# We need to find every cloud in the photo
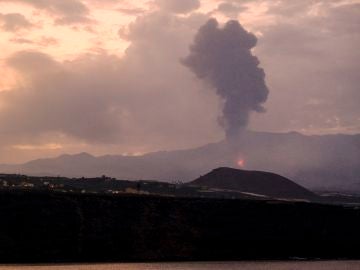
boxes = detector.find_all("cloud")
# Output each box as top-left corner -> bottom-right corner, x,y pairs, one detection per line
0,0 -> 92,25
250,1 -> 360,134
38,36 -> 59,46
0,13 -> 33,31
9,37 -> 34,44
215,2 -> 248,18
5,0 -> 89,16
2,51 -> 125,143
13,143 -> 63,150
1,0 -> 360,163
6,50 -> 60,75
10,36 -> 59,46
183,19 -> 269,139
154,0 -> 200,14
117,7 -> 146,16
0,11 -> 222,156
54,14 -> 95,25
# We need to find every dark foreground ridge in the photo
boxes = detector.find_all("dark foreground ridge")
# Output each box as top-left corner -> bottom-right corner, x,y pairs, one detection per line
0,189 -> 360,263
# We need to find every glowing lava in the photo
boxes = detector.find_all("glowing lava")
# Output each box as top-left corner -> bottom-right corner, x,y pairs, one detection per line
237,159 -> 245,168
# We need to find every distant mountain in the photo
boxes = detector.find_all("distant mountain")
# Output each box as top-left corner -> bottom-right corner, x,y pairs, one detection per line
191,167 -> 317,200
1,131 -> 360,191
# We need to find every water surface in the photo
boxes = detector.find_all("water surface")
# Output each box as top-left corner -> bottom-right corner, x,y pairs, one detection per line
0,261 -> 359,270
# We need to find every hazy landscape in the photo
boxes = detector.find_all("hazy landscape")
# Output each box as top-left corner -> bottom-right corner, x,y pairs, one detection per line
1,131 -> 359,192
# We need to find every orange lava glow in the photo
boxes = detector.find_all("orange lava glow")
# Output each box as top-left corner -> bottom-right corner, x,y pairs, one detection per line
237,159 -> 245,168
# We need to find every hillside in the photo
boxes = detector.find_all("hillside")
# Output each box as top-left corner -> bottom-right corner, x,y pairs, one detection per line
190,167 -> 316,200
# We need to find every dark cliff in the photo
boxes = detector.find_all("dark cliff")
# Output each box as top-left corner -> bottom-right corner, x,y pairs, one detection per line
0,190 -> 360,263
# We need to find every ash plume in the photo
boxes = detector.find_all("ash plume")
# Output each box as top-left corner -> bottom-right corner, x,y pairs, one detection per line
183,19 -> 269,139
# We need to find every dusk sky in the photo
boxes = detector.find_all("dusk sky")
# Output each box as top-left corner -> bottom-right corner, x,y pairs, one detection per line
0,0 -> 359,163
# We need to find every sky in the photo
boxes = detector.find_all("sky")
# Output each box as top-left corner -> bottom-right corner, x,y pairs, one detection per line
0,0 -> 359,163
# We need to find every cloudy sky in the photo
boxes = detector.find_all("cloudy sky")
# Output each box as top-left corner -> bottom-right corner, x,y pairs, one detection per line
0,0 -> 359,163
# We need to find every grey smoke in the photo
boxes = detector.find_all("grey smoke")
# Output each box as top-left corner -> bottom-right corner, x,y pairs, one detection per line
183,19 -> 269,139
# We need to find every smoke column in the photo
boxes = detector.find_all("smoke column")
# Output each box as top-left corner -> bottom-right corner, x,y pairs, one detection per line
183,19 -> 269,139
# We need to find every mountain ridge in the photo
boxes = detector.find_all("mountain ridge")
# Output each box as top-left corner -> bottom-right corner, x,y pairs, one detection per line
1,131 -> 360,191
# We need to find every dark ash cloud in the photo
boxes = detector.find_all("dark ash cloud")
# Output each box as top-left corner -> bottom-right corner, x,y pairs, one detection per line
183,19 -> 269,139
2,0 -> 359,163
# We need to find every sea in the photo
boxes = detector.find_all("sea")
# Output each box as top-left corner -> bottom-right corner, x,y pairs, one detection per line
0,261 -> 359,270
